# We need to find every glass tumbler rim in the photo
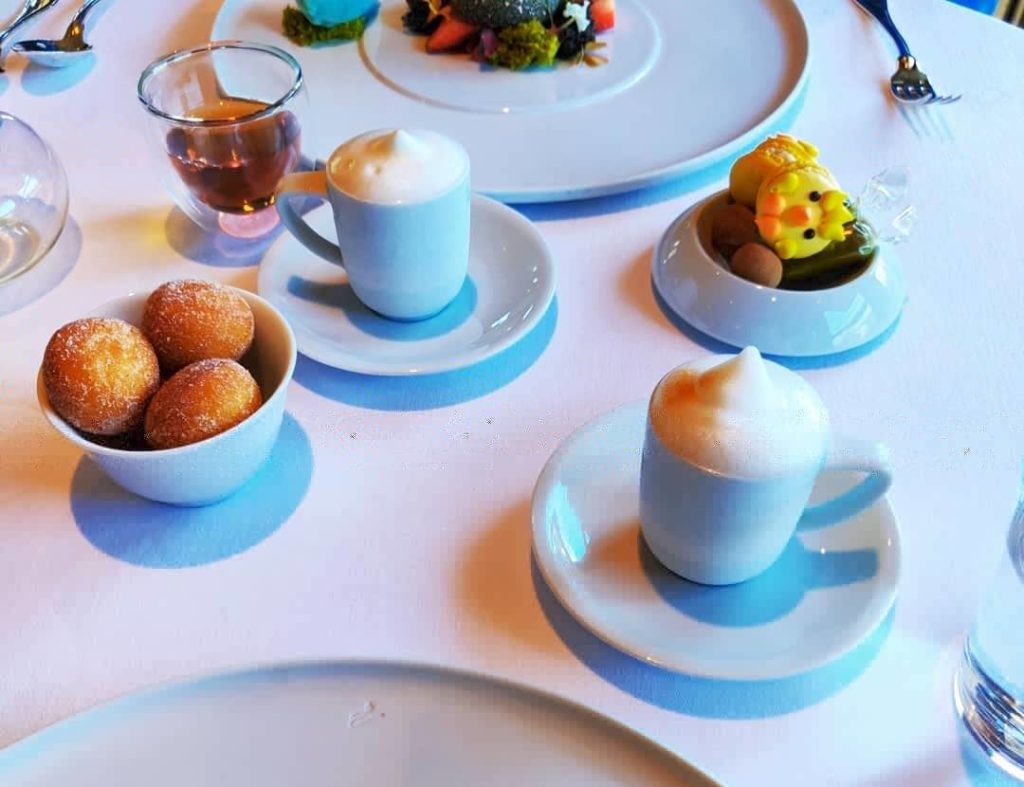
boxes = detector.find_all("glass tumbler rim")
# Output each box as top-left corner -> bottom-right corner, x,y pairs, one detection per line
136,40 -> 304,128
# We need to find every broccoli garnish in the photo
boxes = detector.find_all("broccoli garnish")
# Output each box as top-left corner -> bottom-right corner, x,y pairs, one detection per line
282,6 -> 367,46
488,20 -> 559,70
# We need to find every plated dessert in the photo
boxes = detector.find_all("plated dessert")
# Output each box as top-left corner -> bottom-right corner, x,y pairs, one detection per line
402,0 -> 614,69
709,134 -> 875,291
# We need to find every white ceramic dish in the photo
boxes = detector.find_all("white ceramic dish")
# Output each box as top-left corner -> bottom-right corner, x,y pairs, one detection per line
652,191 -> 908,358
257,194 -> 555,376
0,660 -> 720,786
37,288 -> 297,507
531,400 -> 901,680
212,0 -> 809,203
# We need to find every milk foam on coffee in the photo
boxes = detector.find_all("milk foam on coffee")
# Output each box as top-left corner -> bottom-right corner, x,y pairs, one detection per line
329,129 -> 467,204
649,347 -> 829,478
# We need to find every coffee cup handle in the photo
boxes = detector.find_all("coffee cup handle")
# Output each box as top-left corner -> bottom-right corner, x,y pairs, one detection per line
799,437 -> 893,530
275,171 -> 345,268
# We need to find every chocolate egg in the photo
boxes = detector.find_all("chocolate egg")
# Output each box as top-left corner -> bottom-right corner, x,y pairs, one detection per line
710,204 -> 760,260
730,243 -> 783,288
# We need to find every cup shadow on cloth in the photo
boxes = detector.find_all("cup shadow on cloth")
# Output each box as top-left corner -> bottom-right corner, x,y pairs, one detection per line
294,297 -> 558,411
651,279 -> 903,371
533,554 -> 893,720
639,533 -> 878,628
71,414 -> 312,568
0,216 -> 81,316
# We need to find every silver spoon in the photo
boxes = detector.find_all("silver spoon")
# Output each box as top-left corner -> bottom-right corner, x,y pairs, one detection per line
0,0 -> 63,71
12,0 -> 109,68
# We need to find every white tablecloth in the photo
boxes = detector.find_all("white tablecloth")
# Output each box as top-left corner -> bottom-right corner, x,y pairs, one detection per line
2,0 -> 1024,784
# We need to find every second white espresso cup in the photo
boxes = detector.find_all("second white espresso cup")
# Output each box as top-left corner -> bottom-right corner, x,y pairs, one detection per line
639,347 -> 893,586
275,128 -> 470,321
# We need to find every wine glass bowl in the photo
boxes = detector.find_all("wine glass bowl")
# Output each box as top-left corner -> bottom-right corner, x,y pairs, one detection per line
0,113 -> 69,285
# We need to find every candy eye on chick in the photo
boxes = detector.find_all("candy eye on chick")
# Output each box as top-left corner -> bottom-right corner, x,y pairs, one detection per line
753,164 -> 855,260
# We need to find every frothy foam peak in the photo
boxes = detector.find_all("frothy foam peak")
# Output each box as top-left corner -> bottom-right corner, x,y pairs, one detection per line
330,128 -> 467,204
649,347 -> 829,478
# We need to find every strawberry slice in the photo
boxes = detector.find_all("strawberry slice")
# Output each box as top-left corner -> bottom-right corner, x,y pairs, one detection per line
591,0 -> 614,32
426,16 -> 481,52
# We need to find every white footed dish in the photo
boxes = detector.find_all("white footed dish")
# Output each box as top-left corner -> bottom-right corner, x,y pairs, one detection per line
652,191 -> 908,358
257,194 -> 555,376
532,400 -> 901,680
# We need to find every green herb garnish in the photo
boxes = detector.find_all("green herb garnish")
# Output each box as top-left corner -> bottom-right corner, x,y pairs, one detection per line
488,20 -> 559,70
282,6 -> 367,46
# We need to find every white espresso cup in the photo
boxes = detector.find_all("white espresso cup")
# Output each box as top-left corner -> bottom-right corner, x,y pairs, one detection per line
275,128 -> 470,321
639,347 -> 893,585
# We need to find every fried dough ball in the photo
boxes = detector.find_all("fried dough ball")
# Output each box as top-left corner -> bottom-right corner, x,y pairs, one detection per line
144,358 -> 262,449
141,280 -> 255,373
42,318 -> 161,436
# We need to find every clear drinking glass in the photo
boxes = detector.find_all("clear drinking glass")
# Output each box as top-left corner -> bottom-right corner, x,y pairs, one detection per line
955,475 -> 1024,780
136,41 -> 310,239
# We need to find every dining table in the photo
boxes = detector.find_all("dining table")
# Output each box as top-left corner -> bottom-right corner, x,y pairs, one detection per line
2,0 -> 1024,784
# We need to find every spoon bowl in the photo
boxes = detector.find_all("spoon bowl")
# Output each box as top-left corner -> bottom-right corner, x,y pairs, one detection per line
12,0 -> 107,69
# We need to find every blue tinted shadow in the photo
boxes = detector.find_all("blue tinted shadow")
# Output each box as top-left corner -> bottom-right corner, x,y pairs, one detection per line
21,56 -> 96,96
512,86 -> 806,222
294,297 -> 557,411
164,206 -> 284,269
652,277 -> 903,370
533,559 -> 893,720
71,415 -> 312,568
286,275 -> 478,341
640,535 -> 878,628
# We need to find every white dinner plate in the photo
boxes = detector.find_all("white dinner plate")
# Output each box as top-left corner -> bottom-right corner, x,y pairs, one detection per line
532,400 -> 901,680
0,660 -> 720,786
212,0 -> 809,203
257,194 -> 555,375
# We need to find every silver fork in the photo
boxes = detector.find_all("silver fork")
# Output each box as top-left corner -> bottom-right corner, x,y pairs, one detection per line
853,0 -> 961,105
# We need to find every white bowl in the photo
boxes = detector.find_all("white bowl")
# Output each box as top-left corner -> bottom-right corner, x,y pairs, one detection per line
652,190 -> 907,358
38,288 -> 297,507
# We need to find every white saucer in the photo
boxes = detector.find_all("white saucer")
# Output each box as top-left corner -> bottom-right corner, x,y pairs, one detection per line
257,194 -> 555,376
531,401 -> 901,680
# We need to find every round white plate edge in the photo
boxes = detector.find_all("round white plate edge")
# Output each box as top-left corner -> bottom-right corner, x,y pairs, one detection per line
0,657 -> 723,786
530,399 -> 903,680
256,194 -> 557,376
211,0 -> 811,204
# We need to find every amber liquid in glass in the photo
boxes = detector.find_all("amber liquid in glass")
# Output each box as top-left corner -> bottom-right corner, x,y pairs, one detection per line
166,98 -> 302,214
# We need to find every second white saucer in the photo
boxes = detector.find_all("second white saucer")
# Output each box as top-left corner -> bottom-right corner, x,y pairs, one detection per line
257,194 -> 555,376
531,400 -> 901,680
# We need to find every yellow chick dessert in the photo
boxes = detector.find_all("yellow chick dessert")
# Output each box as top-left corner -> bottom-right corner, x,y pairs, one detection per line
754,163 -> 854,260
709,135 -> 872,290
729,134 -> 819,208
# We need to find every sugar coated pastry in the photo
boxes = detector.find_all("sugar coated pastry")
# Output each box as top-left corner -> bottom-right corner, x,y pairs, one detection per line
144,358 -> 262,450
42,318 -> 161,436
729,134 -> 820,208
754,163 -> 854,260
142,279 -> 254,373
